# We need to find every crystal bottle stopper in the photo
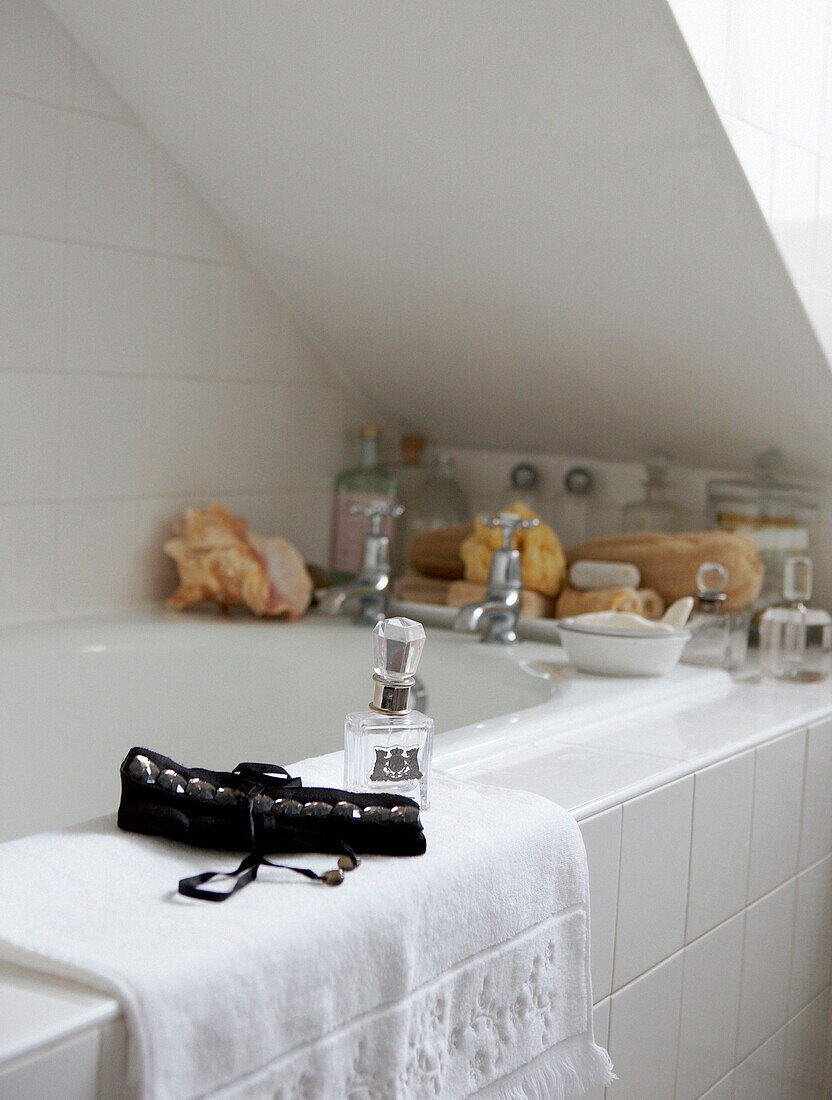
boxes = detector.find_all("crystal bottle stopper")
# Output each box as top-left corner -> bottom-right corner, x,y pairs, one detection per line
371,616 -> 426,713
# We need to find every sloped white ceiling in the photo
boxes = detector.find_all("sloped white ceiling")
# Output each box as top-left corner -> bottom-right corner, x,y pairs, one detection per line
44,0 -> 832,476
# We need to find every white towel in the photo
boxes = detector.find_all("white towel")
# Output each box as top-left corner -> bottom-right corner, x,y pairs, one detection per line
0,753 -> 613,1099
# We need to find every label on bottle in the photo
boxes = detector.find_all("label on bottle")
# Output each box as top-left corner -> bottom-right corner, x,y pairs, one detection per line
370,746 -> 423,783
330,492 -> 394,575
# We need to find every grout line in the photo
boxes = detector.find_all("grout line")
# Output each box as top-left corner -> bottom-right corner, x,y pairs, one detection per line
673,780 -> 697,1099
606,807 -> 625,1004
682,773 -> 697,946
0,225 -> 244,270
0,85 -> 136,127
609,850 -> 832,1005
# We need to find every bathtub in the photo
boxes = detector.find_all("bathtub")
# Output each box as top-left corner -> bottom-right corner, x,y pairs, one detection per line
1,605 -> 728,843
2,607 -> 832,1098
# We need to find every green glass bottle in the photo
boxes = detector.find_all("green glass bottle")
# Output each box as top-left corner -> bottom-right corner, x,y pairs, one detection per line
330,426 -> 397,580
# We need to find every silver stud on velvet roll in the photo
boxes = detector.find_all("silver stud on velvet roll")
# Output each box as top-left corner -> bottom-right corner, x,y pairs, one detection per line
389,804 -> 419,825
362,805 -> 391,823
157,769 -> 186,795
214,786 -> 240,806
185,777 -> 216,802
332,801 -> 361,819
128,754 -> 160,784
252,792 -> 275,814
302,801 -> 331,818
273,799 -> 302,817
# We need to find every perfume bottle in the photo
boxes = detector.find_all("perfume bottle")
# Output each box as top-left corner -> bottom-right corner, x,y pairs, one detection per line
344,617 -> 434,808
760,557 -> 832,683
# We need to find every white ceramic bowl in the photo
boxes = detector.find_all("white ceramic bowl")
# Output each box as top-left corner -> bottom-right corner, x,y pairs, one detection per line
557,617 -> 691,677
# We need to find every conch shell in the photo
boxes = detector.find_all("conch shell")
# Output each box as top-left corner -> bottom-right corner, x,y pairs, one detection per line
164,502 -> 313,619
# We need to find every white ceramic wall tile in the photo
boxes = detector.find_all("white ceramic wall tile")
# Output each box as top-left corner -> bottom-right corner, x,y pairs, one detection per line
799,717 -> 832,869
134,496 -> 190,605
771,138 -> 818,281
675,912 -> 744,1100
579,808 -> 621,1003
67,113 -> 154,249
0,96 -> 68,237
0,502 -> 56,620
731,1025 -> 786,1100
783,988 -> 831,1100
606,954 -> 684,1100
64,244 -> 150,375
0,372 -> 63,502
278,489 -> 335,565
58,374 -> 147,499
583,998 -> 609,1100
151,149 -> 227,262
0,0 -> 370,622
144,255 -> 221,378
220,267 -> 287,381
612,778 -> 693,990
686,752 -> 754,941
790,854 -> 832,1013
70,44 -> 131,120
55,498 -> 141,614
813,158 -> 832,289
697,1074 -> 733,1099
776,1 -> 825,151
0,0 -> 73,105
209,381 -> 285,495
721,115 -> 775,216
747,730 -> 806,901
725,0 -> 783,136
141,378 -> 221,496
666,0 -> 732,107
0,1027 -> 98,1100
736,879 -> 797,1059
0,234 -> 65,373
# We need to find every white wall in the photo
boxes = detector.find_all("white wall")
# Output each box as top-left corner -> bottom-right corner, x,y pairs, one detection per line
667,0 -> 832,606
668,0 -> 832,348
0,0 -> 371,623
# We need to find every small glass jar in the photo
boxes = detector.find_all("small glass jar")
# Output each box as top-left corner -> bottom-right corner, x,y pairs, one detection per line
707,448 -> 819,609
622,454 -> 680,533
760,557 -> 832,683
683,562 -> 751,670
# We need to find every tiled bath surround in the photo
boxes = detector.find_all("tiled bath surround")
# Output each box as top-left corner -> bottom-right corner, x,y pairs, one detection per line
0,0 -> 371,623
580,716 -> 832,1099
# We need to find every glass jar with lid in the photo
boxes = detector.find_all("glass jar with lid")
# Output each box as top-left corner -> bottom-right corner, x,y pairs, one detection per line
682,562 -> 751,669
759,557 -> 831,683
707,448 -> 819,608
621,453 -> 680,533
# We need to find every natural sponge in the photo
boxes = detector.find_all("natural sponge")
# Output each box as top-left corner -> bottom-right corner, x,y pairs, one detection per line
460,502 -> 567,597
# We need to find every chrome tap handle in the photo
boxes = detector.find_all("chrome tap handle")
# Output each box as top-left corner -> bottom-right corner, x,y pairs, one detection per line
349,500 -> 405,537
482,512 -> 539,551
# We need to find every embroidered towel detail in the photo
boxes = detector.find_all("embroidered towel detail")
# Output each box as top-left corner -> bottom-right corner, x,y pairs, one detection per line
0,752 -> 612,1099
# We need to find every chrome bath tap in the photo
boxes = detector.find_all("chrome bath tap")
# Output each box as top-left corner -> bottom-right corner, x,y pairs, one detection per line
315,500 -> 404,624
453,512 -> 538,644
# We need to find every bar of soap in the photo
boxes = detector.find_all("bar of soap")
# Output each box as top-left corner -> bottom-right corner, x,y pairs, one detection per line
569,560 -> 641,590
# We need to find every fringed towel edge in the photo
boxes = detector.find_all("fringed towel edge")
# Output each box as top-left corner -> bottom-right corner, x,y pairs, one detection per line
491,1034 -> 616,1100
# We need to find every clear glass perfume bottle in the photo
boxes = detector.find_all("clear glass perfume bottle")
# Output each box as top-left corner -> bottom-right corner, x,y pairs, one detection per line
344,617 -> 434,808
760,557 -> 832,683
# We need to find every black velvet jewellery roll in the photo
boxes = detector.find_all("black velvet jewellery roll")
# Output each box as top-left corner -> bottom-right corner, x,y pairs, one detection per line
117,747 -> 426,900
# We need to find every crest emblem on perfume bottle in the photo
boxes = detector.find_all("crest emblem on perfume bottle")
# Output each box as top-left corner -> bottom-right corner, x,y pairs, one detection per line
370,746 -> 423,782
